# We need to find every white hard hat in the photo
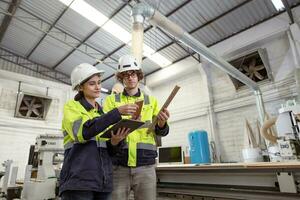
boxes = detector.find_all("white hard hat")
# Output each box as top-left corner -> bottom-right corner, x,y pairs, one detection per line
71,63 -> 104,90
118,55 -> 141,73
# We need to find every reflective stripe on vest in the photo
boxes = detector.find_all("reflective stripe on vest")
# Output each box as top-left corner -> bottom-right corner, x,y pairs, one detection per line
120,142 -> 156,151
115,94 -> 121,102
64,142 -> 73,150
63,137 -> 96,150
72,118 -> 82,142
144,94 -> 150,105
63,131 -> 68,137
115,93 -> 150,105
96,140 -> 107,148
137,143 -> 156,151
120,143 -> 129,149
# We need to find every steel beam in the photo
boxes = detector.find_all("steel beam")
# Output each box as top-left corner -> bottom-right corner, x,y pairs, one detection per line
0,0 -> 21,42
53,1 -> 129,69
150,0 -> 253,57
26,0 -> 74,58
0,47 -> 70,84
282,0 -> 295,24
15,4 -> 114,70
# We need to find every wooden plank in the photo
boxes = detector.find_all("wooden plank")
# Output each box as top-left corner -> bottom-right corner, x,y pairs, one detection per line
147,85 -> 180,133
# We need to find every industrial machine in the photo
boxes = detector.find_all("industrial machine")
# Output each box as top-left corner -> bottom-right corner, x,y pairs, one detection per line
276,101 -> 300,161
0,160 -> 13,196
0,160 -> 22,200
261,100 -> 300,161
21,134 -> 63,200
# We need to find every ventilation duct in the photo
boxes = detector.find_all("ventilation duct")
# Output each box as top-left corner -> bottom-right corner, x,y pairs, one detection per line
15,92 -> 52,120
229,49 -> 273,89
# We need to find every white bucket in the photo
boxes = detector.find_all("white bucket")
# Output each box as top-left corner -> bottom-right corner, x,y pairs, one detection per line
268,145 -> 282,162
242,148 -> 263,163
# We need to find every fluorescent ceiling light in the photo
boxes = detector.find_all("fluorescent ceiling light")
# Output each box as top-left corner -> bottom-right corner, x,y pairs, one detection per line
59,0 -> 72,5
60,0 -> 108,26
101,87 -> 109,93
102,21 -> 131,43
126,42 -> 171,67
59,0 -> 172,68
143,44 -> 171,67
271,0 -> 285,11
148,52 -> 172,67
143,44 -> 156,57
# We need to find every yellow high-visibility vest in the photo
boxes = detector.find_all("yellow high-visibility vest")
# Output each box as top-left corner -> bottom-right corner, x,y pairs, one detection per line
103,92 -> 159,166
62,100 -> 109,150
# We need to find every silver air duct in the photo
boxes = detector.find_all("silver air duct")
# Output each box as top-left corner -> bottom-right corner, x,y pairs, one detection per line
131,3 -> 266,123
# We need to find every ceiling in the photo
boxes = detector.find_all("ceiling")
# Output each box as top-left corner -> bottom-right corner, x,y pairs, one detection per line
0,0 -> 299,92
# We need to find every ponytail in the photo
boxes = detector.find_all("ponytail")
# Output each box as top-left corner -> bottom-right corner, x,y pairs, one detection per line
74,91 -> 84,101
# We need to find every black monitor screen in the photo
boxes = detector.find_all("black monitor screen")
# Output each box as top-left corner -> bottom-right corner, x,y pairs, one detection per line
158,146 -> 182,163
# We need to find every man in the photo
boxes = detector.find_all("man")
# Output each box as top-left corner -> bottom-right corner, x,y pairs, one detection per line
103,55 -> 170,200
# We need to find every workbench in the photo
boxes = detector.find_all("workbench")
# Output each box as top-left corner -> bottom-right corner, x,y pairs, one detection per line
156,162 -> 300,200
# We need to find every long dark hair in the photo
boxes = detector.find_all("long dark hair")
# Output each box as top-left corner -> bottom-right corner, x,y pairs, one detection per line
74,91 -> 84,101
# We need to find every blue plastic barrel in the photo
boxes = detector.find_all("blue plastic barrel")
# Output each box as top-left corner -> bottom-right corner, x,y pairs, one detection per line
188,130 -> 211,164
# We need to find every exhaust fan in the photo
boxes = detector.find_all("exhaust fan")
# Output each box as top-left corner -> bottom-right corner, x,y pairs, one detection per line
229,49 -> 272,89
15,92 -> 52,120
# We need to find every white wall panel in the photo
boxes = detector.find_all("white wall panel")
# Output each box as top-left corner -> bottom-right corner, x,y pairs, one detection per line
151,68 -> 210,157
0,69 -> 73,179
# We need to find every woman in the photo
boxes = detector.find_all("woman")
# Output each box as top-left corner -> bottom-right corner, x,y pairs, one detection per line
59,63 -> 138,200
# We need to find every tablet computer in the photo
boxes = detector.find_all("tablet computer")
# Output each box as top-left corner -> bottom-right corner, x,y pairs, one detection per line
100,119 -> 145,138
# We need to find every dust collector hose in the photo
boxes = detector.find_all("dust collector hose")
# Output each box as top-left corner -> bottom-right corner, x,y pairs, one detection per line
260,117 -> 277,144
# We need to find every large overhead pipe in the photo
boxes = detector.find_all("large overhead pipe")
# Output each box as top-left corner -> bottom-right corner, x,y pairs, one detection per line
131,3 -> 266,123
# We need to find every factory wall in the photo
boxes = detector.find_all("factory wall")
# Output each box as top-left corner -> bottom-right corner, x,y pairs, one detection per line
148,63 -> 209,155
0,57 -> 63,83
0,63 -> 74,179
211,34 -> 296,161
148,10 -> 298,162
